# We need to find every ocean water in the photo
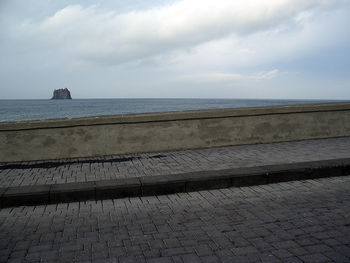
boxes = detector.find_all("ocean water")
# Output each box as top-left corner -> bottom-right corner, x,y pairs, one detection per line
0,98 -> 346,123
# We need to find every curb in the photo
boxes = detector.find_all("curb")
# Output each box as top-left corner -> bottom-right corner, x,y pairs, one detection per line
1,158 -> 350,208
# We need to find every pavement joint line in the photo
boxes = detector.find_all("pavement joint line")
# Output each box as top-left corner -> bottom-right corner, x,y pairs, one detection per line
1,158 -> 350,208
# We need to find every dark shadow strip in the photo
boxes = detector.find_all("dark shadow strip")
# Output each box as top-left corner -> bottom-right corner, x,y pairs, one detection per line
0,154 -> 166,170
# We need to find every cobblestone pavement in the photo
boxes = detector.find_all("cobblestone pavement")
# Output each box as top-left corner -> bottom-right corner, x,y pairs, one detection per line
0,176 -> 349,262
1,137 -> 350,188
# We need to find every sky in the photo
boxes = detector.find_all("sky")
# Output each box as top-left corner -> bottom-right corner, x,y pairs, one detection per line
0,0 -> 350,99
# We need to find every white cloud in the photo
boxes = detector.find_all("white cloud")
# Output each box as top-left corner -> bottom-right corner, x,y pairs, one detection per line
256,69 -> 279,80
177,72 -> 243,83
176,69 -> 279,84
165,5 -> 350,72
23,0 -> 338,66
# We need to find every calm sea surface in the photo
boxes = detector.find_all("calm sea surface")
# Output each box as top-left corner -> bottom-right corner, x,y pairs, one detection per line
0,98 -> 346,123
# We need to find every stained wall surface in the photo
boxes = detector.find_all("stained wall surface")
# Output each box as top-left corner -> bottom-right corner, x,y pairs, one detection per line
1,103 -> 350,162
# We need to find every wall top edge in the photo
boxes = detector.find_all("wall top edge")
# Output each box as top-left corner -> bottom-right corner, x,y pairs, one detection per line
1,102 -> 350,131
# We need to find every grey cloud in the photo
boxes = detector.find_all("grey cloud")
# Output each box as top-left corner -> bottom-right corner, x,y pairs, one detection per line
22,0 -> 338,66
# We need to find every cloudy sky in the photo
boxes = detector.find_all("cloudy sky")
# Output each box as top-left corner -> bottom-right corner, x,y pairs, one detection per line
1,0 -> 349,99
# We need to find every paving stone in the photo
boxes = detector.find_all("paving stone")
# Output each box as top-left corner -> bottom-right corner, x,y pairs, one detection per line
2,137 -> 350,188
271,249 -> 294,259
200,255 -> 220,263
1,175 -> 350,262
305,244 -> 332,254
161,248 -> 187,257
231,246 -> 260,256
299,253 -> 331,263
259,253 -> 282,262
147,257 -> 173,263
283,257 -> 303,263
180,253 -> 201,263
324,251 -> 350,263
287,247 -> 309,256
334,245 -> 350,257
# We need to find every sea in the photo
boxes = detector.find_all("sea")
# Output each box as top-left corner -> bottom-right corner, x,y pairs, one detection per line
0,98 -> 347,123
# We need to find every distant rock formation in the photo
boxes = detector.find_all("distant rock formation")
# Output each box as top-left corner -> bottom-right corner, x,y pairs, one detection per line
51,88 -> 72,100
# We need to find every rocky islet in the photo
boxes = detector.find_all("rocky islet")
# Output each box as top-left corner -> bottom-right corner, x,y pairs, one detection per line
51,88 -> 72,99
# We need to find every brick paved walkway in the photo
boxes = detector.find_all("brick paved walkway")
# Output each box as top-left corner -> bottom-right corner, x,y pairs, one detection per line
0,176 -> 349,262
1,137 -> 350,188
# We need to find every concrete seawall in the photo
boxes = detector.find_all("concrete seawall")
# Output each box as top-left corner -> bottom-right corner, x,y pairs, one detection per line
1,102 -> 350,163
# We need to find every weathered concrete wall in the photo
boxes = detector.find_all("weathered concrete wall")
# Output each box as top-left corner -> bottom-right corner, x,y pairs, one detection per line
1,103 -> 350,163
